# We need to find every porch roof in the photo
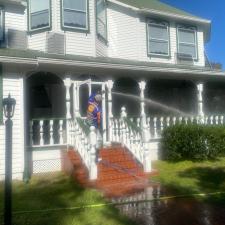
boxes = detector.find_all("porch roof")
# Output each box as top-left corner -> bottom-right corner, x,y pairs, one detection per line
0,48 -> 224,80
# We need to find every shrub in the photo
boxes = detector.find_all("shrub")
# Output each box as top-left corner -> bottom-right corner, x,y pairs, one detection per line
161,124 -> 225,161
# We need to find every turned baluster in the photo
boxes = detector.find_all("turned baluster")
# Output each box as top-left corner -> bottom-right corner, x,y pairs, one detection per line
160,117 -> 164,133
50,120 -> 54,145
210,116 -> 214,125
153,117 -> 157,138
40,120 -> 44,146
205,116 -> 208,125
166,117 -> 170,127
173,117 -> 176,125
220,116 -> 224,125
59,120 -> 64,144
215,116 -> 219,125
179,117 -> 182,124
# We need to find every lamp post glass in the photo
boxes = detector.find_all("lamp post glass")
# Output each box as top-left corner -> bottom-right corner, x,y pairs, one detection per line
3,94 -> 16,118
3,94 -> 16,225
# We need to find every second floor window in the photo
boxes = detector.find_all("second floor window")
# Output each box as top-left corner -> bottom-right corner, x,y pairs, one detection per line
177,25 -> 197,59
147,20 -> 169,56
62,0 -> 88,30
96,0 -> 107,41
29,0 -> 51,32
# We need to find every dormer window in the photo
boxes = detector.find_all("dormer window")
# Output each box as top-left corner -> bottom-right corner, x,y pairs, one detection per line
96,0 -> 107,42
62,0 -> 88,31
28,0 -> 51,32
147,20 -> 169,56
0,7 -> 4,44
177,25 -> 197,59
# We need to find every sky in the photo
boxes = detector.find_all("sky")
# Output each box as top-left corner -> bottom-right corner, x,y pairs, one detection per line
161,0 -> 225,69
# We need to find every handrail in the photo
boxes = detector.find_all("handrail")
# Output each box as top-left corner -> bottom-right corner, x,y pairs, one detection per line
68,118 -> 97,180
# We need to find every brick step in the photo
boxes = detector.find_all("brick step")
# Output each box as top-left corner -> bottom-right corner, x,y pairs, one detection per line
65,146 -> 152,197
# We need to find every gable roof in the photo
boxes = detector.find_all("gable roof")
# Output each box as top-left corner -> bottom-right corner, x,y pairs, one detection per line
117,0 -> 204,20
114,0 -> 211,42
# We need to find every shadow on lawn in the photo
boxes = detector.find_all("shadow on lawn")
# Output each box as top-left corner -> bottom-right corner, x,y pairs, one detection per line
0,173 -> 136,225
162,166 -> 225,205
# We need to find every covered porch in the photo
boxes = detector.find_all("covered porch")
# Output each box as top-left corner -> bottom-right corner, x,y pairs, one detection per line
24,55 -> 225,181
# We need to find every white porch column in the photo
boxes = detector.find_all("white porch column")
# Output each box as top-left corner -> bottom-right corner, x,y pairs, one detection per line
106,80 -> 114,143
139,81 -> 146,118
197,83 -> 204,117
73,81 -> 80,117
64,77 -> 71,145
102,83 -> 107,144
64,77 -> 72,119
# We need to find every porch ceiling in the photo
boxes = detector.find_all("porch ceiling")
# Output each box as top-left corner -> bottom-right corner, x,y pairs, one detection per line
0,48 -> 225,82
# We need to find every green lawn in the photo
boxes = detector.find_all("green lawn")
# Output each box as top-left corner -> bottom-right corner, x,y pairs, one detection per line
0,172 -> 136,225
152,157 -> 225,204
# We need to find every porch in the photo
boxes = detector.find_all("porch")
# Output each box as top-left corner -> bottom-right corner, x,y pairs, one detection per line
25,69 -> 225,181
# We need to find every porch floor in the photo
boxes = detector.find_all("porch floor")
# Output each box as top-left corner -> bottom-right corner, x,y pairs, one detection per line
65,145 -> 158,197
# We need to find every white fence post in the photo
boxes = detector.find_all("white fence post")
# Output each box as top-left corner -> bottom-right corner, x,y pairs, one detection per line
89,126 -> 97,180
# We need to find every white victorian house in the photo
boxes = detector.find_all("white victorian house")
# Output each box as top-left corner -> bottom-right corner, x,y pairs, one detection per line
0,0 -> 224,181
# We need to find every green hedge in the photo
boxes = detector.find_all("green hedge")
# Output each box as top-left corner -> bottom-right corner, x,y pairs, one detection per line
161,124 -> 225,161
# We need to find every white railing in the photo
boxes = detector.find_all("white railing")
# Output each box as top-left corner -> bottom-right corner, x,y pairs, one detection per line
110,108 -> 225,173
30,119 -> 67,147
68,118 -> 97,180
144,115 -> 225,139
111,117 -> 144,164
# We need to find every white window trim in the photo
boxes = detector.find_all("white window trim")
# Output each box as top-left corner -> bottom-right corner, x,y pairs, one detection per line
0,7 -> 4,42
28,0 -> 51,32
147,20 -> 170,57
62,0 -> 89,31
177,25 -> 198,60
96,0 -> 107,41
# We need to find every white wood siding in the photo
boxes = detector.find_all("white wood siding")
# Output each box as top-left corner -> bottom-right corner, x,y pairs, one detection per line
4,5 -> 26,31
96,38 -> 108,57
107,2 -> 206,66
0,71 -> 24,180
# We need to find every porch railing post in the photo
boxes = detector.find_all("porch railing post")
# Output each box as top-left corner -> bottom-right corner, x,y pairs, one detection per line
107,80 -> 114,143
197,83 -> 204,123
139,81 -> 146,118
89,126 -> 97,180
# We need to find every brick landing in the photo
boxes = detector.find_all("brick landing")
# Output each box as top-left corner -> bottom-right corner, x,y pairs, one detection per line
65,145 -> 158,197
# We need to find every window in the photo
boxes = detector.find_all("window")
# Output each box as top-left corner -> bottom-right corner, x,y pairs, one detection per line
96,0 -> 107,41
0,7 -> 5,43
62,0 -> 88,30
147,20 -> 169,56
29,0 -> 51,32
177,25 -> 197,59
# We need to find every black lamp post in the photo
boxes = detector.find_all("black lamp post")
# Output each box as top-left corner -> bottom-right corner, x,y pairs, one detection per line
3,94 -> 16,225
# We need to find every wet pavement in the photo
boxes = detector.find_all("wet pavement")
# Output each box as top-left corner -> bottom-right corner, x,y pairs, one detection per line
111,186 -> 225,225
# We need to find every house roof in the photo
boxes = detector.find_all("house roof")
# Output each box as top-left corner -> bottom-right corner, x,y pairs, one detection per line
117,0 -> 204,21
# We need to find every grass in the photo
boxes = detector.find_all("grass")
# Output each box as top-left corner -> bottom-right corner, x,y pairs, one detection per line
0,172 -> 136,225
152,157 -> 225,204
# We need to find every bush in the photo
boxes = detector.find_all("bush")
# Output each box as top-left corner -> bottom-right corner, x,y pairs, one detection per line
161,124 -> 225,161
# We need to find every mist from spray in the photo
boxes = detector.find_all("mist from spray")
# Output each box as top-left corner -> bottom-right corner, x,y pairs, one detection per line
112,91 -> 191,117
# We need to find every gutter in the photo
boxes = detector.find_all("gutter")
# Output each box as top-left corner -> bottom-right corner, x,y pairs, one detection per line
138,8 -> 211,25
0,54 -> 224,78
0,56 -> 37,65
